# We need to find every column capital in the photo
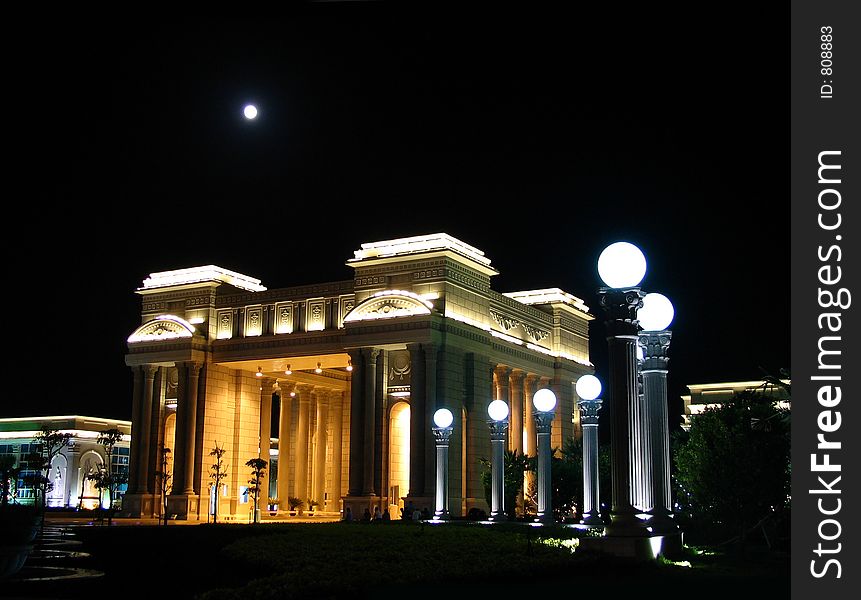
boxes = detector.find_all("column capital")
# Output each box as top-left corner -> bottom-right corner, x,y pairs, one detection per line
639,330 -> 672,371
524,373 -> 540,387
432,426 -> 453,445
534,411 -> 554,433
577,399 -> 603,425
598,287 -> 645,335
183,361 -> 203,376
296,383 -> 314,400
361,347 -> 381,361
488,420 -> 509,442
421,343 -> 438,360
493,365 -> 512,378
144,364 -> 159,378
509,370 -> 526,386
312,387 -> 329,405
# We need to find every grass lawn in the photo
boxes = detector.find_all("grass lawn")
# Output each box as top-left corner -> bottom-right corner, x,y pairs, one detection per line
66,521 -> 788,599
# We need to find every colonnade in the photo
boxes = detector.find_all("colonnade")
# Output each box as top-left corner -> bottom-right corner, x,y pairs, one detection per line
273,383 -> 346,512
129,363 -> 194,498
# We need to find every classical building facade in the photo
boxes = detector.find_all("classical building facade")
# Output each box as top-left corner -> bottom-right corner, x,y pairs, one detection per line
122,234 -> 594,521
0,416 -> 131,509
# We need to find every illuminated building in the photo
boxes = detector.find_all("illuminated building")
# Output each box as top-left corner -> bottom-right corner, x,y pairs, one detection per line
681,379 -> 791,431
0,416 -> 131,509
122,234 -> 594,520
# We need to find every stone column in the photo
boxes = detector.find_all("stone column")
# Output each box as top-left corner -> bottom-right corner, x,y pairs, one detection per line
524,375 -> 539,457
509,371 -> 524,456
277,383 -> 294,510
182,362 -> 202,495
423,344 -> 438,499
147,368 -> 164,497
294,384 -> 312,504
534,410 -> 555,523
640,331 -> 678,533
347,349 -> 364,496
407,344 -> 426,499
433,425 -> 453,520
135,365 -> 157,493
578,398 -> 603,526
257,378 -> 274,514
630,351 -> 653,513
313,390 -> 329,509
171,362 -> 188,494
128,366 -> 143,493
523,374 -> 539,510
598,287 -> 648,536
488,419 -> 508,521
361,348 -> 379,497
329,390 -> 344,511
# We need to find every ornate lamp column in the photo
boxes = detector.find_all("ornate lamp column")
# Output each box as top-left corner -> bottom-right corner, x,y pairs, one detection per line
487,399 -> 510,521
597,242 -> 649,536
576,374 -> 603,527
638,293 -> 678,534
432,408 -> 454,521
533,388 -> 557,524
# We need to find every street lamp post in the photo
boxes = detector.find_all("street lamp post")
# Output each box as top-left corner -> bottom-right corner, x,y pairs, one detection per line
576,374 -> 603,527
637,293 -> 679,534
487,399 -> 509,522
533,388 -> 557,524
432,408 -> 454,521
597,242 -> 649,536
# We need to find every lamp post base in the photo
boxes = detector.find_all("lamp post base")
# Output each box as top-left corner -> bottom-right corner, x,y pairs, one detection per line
646,513 -> 679,535
581,513 -> 604,527
533,512 -> 555,525
604,510 -> 649,537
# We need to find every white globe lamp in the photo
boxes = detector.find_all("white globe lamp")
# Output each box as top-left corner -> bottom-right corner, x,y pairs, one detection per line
243,104 -> 258,120
638,293 -> 675,331
597,242 -> 647,288
487,400 -> 509,422
575,374 -> 602,401
433,408 -> 454,428
532,388 -> 557,413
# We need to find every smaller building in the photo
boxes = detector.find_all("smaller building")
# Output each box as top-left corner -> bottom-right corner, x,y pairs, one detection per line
681,380 -> 791,430
0,416 -> 131,509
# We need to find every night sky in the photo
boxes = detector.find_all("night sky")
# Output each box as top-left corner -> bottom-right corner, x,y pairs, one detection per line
9,5 -> 789,425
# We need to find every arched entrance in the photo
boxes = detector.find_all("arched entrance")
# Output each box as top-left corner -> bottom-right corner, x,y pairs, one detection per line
388,401 -> 410,518
77,451 -> 104,510
47,454 -> 67,507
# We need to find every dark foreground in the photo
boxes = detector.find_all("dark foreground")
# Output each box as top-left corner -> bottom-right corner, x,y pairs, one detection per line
2,518 -> 789,599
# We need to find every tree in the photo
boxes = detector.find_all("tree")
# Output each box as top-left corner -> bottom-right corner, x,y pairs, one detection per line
525,438 -> 612,522
245,458 -> 267,524
0,454 -> 17,508
90,428 -> 127,525
674,389 -> 790,546
154,446 -> 173,526
31,426 -> 74,526
479,449 -> 532,520
209,443 -> 228,523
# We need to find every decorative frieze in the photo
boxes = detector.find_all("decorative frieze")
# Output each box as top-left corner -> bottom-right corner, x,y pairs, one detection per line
216,310 -> 232,339
244,305 -> 263,337
489,309 -> 550,342
274,302 -> 293,334
307,299 -> 325,331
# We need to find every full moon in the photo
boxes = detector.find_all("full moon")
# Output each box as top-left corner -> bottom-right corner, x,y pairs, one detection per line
243,104 -> 258,120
